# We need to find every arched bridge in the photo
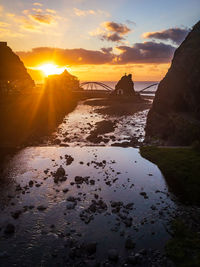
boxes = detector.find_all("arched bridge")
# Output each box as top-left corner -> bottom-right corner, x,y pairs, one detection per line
79,81 -> 158,94
80,82 -> 114,91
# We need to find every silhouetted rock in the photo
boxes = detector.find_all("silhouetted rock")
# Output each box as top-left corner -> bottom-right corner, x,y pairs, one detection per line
114,73 -> 135,95
146,21 -> 200,145
0,42 -> 34,91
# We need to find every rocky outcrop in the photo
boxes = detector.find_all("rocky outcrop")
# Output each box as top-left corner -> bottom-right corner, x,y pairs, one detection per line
114,74 -> 135,95
146,21 -> 200,145
0,42 -> 34,89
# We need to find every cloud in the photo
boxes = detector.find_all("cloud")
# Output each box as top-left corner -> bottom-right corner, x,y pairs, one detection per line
33,3 -> 43,7
143,27 -> 190,45
126,20 -> 136,26
115,42 -> 176,64
91,21 -> 131,43
6,4 -> 59,33
17,40 -> 176,67
29,13 -> 55,24
101,33 -> 125,42
101,47 -> 113,53
0,21 -> 10,27
46,9 -> 57,14
74,8 -> 95,16
73,8 -> 109,17
103,21 -> 131,34
16,47 -> 114,66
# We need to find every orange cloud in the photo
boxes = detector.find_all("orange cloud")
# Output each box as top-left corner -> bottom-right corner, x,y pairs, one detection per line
103,21 -> 131,34
5,5 -> 58,33
16,41 -> 176,67
29,13 -> 56,24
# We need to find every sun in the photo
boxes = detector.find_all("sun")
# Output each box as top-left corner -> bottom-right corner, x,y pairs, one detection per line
37,63 -> 67,76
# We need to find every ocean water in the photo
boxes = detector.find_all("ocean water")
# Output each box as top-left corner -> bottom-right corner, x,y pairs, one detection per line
81,81 -> 159,92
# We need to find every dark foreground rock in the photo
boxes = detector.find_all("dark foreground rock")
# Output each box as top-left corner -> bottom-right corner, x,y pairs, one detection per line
146,21 -> 200,145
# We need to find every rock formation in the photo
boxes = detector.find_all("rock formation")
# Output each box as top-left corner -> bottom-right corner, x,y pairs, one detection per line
0,42 -> 34,91
114,74 -> 135,95
146,21 -> 200,145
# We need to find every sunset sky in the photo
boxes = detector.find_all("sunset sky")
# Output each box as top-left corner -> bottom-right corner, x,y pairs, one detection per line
0,0 -> 199,82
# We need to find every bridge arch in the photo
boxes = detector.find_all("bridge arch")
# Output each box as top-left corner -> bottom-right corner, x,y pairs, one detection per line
80,82 -> 114,91
79,81 -> 158,94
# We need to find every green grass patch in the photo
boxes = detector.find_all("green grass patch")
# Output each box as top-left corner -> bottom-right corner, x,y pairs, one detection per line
140,146 -> 200,204
166,219 -> 200,267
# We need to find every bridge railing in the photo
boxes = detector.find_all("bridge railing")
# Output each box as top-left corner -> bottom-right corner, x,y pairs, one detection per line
80,81 -> 159,94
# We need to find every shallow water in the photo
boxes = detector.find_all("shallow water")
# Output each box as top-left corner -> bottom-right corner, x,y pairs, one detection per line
49,100 -> 149,146
0,101 -> 177,266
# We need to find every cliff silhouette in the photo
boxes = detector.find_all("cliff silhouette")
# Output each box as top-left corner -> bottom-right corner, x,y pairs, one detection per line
146,21 -> 200,145
0,42 -> 34,89
0,44 -> 79,149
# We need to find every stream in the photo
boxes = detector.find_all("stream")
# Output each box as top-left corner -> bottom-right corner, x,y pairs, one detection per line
0,100 -> 178,266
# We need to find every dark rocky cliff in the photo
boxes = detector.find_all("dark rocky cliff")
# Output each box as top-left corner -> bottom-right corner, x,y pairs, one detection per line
0,42 -> 34,87
146,21 -> 200,145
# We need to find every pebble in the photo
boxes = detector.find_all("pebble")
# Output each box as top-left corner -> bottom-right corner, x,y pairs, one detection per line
4,224 -> 15,234
108,249 -> 118,261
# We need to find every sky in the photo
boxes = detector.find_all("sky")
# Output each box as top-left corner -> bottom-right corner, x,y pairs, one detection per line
0,0 -> 199,82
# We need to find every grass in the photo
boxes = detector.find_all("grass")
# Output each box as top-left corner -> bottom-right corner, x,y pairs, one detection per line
140,146 -> 200,204
166,219 -> 200,267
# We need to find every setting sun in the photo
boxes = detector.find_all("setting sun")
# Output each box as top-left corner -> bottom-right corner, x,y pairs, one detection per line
37,63 -> 67,76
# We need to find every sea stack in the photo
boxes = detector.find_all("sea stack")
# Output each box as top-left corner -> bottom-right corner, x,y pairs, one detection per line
146,21 -> 200,145
114,74 -> 135,96
0,42 -> 34,91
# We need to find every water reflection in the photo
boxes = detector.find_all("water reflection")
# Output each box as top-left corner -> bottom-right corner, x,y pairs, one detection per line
0,146 -> 177,266
48,101 -> 149,147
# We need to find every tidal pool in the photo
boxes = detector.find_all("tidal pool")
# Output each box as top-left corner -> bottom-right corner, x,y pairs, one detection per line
0,146 -> 177,266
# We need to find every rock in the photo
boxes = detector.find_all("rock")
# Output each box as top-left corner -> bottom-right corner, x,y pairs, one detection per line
55,166 -> 65,177
0,43 -> 34,88
4,224 -> 15,234
37,205 -> 47,211
114,74 -> 135,96
108,249 -> 118,261
29,180 -> 34,187
127,255 -> 137,265
85,242 -> 97,255
54,139 -> 61,145
140,191 -> 148,199
139,249 -> 147,255
11,210 -> 22,219
75,176 -> 84,184
63,188 -> 69,193
66,203 -> 76,210
65,155 -> 74,165
125,238 -> 135,249
0,251 -> 9,258
67,196 -> 76,202
146,21 -> 200,145
151,205 -> 157,210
